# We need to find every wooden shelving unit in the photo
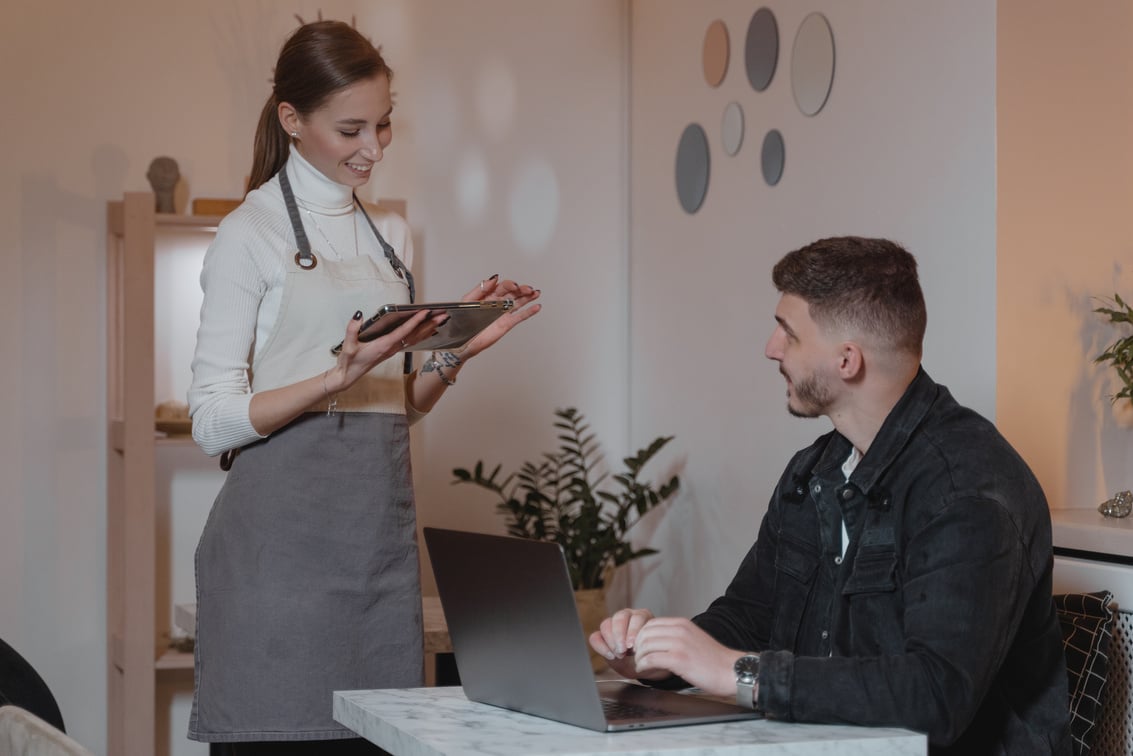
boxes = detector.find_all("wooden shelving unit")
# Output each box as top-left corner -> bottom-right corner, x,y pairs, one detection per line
105,192 -> 409,754
105,193 -> 223,756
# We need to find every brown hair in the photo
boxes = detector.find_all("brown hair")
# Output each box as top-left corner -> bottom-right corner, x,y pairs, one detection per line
247,20 -> 392,193
772,236 -> 926,356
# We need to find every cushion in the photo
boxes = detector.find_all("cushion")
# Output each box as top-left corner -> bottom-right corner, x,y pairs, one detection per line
1054,590 -> 1116,756
0,706 -> 94,756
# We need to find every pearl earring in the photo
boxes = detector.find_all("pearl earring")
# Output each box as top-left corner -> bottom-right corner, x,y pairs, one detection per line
290,131 -> 299,139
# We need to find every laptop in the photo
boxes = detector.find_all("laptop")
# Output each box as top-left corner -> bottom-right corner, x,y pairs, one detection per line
422,527 -> 762,732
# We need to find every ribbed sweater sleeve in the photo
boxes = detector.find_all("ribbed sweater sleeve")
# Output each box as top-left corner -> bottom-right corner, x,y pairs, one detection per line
187,204 -> 283,456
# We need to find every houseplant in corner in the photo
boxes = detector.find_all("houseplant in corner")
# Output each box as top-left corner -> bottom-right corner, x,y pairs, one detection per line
1094,293 -> 1133,429
452,407 -> 681,670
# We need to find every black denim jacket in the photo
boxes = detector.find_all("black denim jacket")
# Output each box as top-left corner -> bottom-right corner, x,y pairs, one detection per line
692,369 -> 1070,754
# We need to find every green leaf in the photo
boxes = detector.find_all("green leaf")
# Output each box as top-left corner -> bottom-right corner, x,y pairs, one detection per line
449,408 -> 684,590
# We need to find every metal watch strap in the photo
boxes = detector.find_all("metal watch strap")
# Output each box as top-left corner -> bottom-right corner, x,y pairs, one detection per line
734,653 -> 760,710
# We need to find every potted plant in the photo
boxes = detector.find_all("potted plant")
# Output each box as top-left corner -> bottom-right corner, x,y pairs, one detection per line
1094,293 -> 1133,428
451,407 -> 680,669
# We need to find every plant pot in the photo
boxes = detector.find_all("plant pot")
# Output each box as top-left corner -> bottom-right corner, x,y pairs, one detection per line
574,587 -> 609,673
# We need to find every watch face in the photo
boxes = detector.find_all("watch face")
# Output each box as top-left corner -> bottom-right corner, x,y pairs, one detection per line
734,654 -> 760,679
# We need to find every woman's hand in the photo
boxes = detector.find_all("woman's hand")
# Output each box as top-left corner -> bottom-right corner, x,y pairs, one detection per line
247,308 -> 443,437
325,308 -> 443,393
458,275 -> 542,359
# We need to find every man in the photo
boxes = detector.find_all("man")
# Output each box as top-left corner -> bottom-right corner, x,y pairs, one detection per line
591,237 -> 1070,754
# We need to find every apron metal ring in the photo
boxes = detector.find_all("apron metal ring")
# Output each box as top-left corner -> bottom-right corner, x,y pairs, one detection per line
294,251 -> 318,270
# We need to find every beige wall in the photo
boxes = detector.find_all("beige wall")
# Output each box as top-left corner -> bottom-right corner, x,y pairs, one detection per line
997,0 -> 1133,511
1,2 -> 628,753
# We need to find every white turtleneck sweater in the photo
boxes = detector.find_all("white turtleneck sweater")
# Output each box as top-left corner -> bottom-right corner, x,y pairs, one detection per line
188,147 -> 414,456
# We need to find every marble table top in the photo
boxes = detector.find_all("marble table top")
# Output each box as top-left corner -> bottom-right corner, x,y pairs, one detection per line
334,686 -> 926,756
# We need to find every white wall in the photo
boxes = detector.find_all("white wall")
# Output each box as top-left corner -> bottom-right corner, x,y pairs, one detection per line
405,0 -> 630,592
626,1 -> 997,616
0,2 -> 628,754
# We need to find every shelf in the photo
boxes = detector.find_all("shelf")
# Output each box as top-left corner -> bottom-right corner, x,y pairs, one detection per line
1052,508 -> 1133,560
156,434 -> 197,447
155,649 -> 194,672
156,213 -> 225,231
106,192 -> 220,756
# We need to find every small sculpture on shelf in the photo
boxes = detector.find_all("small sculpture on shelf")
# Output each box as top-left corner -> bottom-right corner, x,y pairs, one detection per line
146,156 -> 180,213
1098,490 -> 1133,518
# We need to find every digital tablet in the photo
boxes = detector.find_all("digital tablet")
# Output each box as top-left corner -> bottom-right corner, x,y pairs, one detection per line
331,300 -> 514,354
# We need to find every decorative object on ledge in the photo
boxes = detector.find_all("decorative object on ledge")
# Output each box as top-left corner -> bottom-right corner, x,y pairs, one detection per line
192,197 -> 241,216
1094,293 -> 1133,428
1098,490 -> 1133,518
155,400 -> 191,436
146,156 -> 180,213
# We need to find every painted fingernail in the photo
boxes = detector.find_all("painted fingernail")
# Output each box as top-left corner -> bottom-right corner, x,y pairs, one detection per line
353,310 -> 363,320
439,315 -> 452,326
488,273 -> 499,281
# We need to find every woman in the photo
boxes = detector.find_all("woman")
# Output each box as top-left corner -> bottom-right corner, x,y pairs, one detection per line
187,20 -> 540,753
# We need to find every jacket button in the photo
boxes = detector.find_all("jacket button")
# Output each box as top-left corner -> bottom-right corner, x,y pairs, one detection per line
833,555 -> 843,565
841,487 -> 853,500
813,484 -> 822,494
821,630 -> 829,640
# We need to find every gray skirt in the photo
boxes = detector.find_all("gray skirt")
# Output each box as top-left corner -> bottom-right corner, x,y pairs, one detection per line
189,412 -> 423,742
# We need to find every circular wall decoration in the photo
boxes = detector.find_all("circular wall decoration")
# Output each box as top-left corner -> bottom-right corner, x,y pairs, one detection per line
702,20 -> 729,88
744,7 -> 778,92
721,102 -> 744,157
675,123 -> 710,213
791,12 -> 835,116
761,129 -> 785,186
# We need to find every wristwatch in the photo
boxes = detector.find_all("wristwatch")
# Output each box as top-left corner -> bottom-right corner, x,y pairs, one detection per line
734,653 -> 760,709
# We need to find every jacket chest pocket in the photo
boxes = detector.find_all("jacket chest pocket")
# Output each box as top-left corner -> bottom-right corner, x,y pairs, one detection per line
771,535 -> 820,650
841,545 -> 902,654
842,545 -> 898,594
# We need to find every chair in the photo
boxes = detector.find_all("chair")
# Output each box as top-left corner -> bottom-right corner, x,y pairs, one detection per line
0,639 -> 64,735
0,706 -> 94,756
1054,591 -> 1117,756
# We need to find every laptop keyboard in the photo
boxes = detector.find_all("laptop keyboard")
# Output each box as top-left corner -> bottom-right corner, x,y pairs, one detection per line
601,697 -> 671,720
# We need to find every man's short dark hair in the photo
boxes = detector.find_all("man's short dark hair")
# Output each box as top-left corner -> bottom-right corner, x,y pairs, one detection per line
772,236 -> 926,356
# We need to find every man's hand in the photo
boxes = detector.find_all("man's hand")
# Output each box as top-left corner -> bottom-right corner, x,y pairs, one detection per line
590,609 -> 667,681
590,611 -> 743,697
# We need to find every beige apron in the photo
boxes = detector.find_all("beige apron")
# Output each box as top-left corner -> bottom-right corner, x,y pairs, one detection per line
189,167 -> 422,742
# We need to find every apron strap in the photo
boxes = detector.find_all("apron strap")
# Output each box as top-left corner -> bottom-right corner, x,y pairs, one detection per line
354,196 -> 415,375
279,167 -> 318,270
354,196 -> 415,304
277,162 -> 414,374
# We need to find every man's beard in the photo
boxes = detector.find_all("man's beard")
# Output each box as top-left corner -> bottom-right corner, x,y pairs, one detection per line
785,369 -> 835,419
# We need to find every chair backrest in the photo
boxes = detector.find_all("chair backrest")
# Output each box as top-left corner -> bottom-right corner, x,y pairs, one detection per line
0,706 -> 94,756
1054,556 -> 1133,756
0,640 -> 64,734
1054,590 -> 1117,755
1091,604 -> 1133,755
